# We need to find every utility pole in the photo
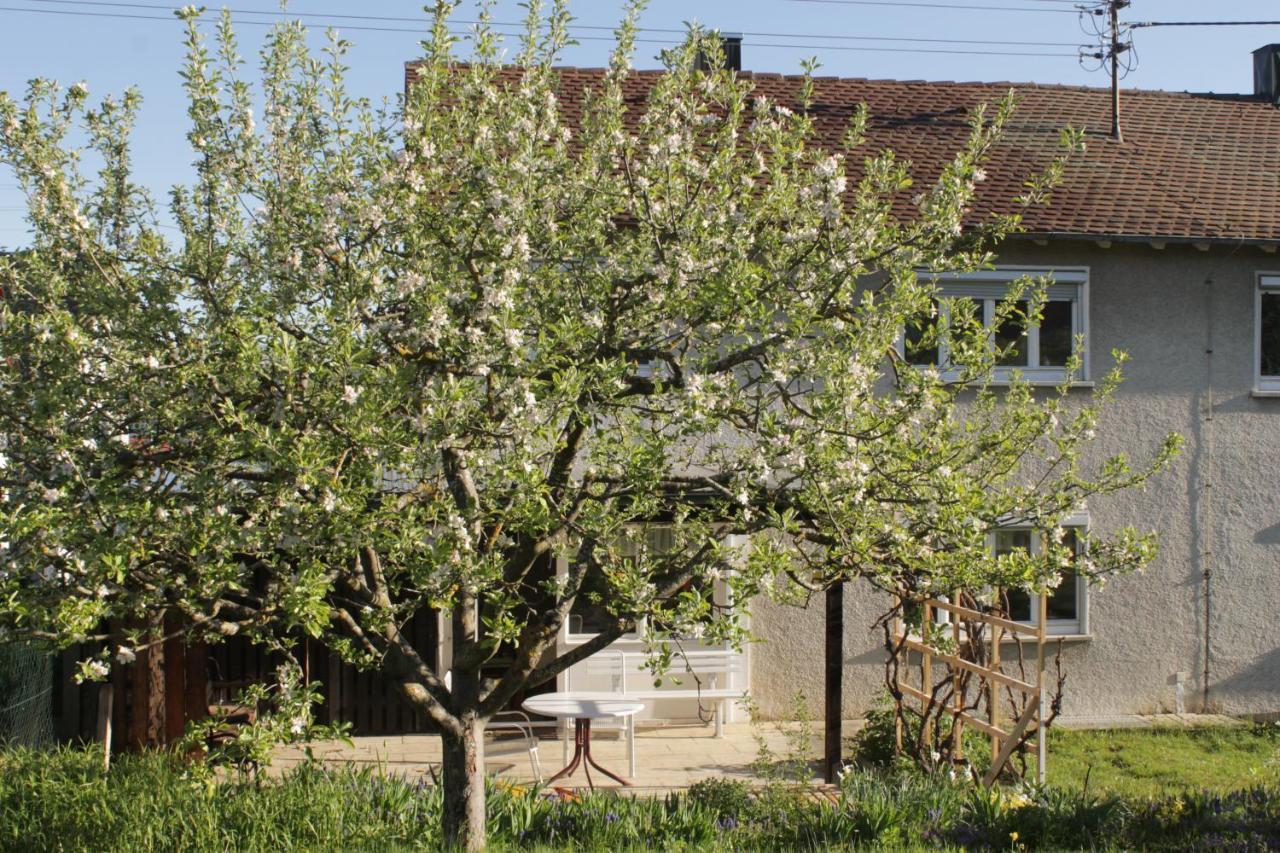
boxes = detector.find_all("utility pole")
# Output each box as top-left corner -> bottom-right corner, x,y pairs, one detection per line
1109,0 -> 1130,141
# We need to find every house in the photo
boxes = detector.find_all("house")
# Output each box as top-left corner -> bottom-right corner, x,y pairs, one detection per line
42,43 -> 1280,749
403,43 -> 1280,726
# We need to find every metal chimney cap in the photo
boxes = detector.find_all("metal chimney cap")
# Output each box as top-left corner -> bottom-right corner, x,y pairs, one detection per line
1254,44 -> 1280,104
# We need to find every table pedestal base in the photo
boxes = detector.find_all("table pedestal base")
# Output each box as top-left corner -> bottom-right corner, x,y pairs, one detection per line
545,718 -> 631,788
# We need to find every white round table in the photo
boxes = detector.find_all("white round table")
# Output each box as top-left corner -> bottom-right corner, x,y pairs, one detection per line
521,694 -> 644,787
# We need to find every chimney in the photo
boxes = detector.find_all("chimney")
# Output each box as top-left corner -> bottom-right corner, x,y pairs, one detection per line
1253,44 -> 1280,104
695,33 -> 743,72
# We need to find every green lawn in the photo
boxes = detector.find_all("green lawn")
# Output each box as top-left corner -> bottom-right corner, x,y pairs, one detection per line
1046,724 -> 1280,797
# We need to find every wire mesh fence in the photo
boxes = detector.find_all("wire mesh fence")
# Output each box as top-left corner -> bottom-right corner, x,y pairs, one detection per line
0,641 -> 56,747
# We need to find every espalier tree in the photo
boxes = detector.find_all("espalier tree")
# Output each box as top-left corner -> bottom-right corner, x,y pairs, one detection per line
0,1 -> 1179,846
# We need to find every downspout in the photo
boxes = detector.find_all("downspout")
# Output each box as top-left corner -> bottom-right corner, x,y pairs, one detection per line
1200,274 -> 1215,711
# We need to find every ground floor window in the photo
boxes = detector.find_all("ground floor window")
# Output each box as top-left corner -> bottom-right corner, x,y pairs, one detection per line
561,525 -> 732,642
992,526 -> 1087,637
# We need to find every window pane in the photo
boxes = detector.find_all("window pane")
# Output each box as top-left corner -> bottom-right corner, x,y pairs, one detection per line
994,301 -> 1029,366
995,530 -> 1033,621
942,296 -> 981,366
1045,572 -> 1078,621
1262,291 -> 1280,377
995,529 -> 1032,554
1046,528 -> 1080,622
569,527 -> 674,635
568,567 -> 618,635
905,301 -> 939,366
1038,300 -> 1074,367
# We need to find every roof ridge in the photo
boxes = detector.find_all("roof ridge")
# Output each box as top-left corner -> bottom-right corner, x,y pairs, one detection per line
411,61 -> 1270,102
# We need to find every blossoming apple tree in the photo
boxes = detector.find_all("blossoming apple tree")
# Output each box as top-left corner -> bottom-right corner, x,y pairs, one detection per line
0,1 -> 1179,846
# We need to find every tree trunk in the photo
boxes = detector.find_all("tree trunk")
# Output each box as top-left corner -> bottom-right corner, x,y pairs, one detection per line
440,715 -> 487,851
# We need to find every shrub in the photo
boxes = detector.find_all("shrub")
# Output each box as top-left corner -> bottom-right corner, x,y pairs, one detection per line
686,777 -> 752,822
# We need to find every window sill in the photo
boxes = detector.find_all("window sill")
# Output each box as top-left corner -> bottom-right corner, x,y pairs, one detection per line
915,367 -> 1093,388
1000,633 -> 1091,644
1252,388 -> 1280,398
984,380 -> 1095,389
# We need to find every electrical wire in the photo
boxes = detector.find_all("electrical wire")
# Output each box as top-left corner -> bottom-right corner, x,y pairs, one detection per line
0,4 -> 1086,57
786,0 -> 1080,13
1130,20 -> 1280,28
21,0 -> 1087,48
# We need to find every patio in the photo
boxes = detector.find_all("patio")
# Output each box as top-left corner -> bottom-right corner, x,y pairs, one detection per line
273,720 -> 858,790
271,712 -> 1243,791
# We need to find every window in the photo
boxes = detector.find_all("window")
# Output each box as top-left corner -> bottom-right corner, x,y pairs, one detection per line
907,268 -> 1089,383
991,526 -> 1087,637
560,526 -> 733,642
1256,274 -> 1280,394
565,527 -> 674,638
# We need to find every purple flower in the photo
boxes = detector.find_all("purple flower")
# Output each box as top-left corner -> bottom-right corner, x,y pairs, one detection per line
606,812 -> 619,823
717,816 -> 738,831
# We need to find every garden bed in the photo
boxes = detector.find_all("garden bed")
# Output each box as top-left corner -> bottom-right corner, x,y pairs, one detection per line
2,743 -> 1278,851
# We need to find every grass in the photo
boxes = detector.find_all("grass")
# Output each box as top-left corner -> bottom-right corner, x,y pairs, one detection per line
2,743 -> 1279,851
1047,724 -> 1280,798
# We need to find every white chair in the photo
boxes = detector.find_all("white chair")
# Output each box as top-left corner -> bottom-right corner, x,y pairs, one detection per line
443,671 -> 543,782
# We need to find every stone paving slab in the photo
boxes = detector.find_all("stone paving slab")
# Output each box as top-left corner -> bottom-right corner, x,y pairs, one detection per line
274,713 -> 1245,790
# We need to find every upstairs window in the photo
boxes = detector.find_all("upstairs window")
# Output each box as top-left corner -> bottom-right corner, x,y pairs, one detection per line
906,268 -> 1089,384
1257,274 -> 1280,394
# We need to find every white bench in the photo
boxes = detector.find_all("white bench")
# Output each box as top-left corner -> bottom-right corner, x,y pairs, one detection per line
568,648 -> 747,739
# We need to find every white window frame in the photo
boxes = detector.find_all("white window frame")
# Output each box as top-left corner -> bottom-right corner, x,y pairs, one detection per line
1255,273 -> 1280,395
557,525 -> 734,645
988,513 -> 1090,638
909,267 -> 1090,385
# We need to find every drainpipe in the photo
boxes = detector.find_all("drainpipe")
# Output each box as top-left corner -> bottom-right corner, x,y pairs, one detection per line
1200,274 -> 1215,710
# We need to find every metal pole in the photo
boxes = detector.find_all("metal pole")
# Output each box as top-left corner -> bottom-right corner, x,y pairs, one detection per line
1110,0 -> 1129,141
823,580 -> 844,783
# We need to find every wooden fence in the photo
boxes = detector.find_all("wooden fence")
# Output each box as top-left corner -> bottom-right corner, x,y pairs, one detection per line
55,610 -> 444,747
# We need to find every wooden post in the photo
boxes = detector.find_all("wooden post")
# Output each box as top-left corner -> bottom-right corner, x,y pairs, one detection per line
893,606 -> 903,754
96,684 -> 114,771
921,600 -> 933,749
1036,594 -> 1047,783
183,642 -> 208,729
951,592 -> 963,762
990,616 -> 1002,764
823,580 -> 844,783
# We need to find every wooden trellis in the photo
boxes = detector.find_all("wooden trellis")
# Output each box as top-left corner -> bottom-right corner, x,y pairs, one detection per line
891,593 -> 1048,786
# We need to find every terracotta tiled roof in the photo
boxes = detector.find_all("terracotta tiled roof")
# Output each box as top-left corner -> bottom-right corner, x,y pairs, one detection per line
406,63 -> 1280,245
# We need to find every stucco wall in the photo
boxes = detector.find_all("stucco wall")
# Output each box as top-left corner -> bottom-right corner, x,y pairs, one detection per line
749,240 -> 1280,720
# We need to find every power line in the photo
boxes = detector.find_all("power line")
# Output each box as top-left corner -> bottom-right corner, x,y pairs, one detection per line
0,5 -> 1083,58
787,0 -> 1079,12
22,0 -> 1086,48
1131,20 -> 1280,29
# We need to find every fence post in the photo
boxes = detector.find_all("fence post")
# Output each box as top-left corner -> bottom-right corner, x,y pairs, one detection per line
921,600 -> 933,749
893,604 -> 903,754
96,684 -> 113,772
1036,594 -> 1047,783
990,614 -> 1002,764
950,592 -> 963,762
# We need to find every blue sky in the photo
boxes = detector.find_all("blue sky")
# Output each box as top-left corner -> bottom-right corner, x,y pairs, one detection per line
1,0 -> 1278,246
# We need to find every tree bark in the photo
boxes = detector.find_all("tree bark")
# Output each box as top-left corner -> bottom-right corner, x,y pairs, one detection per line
439,714 -> 487,851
